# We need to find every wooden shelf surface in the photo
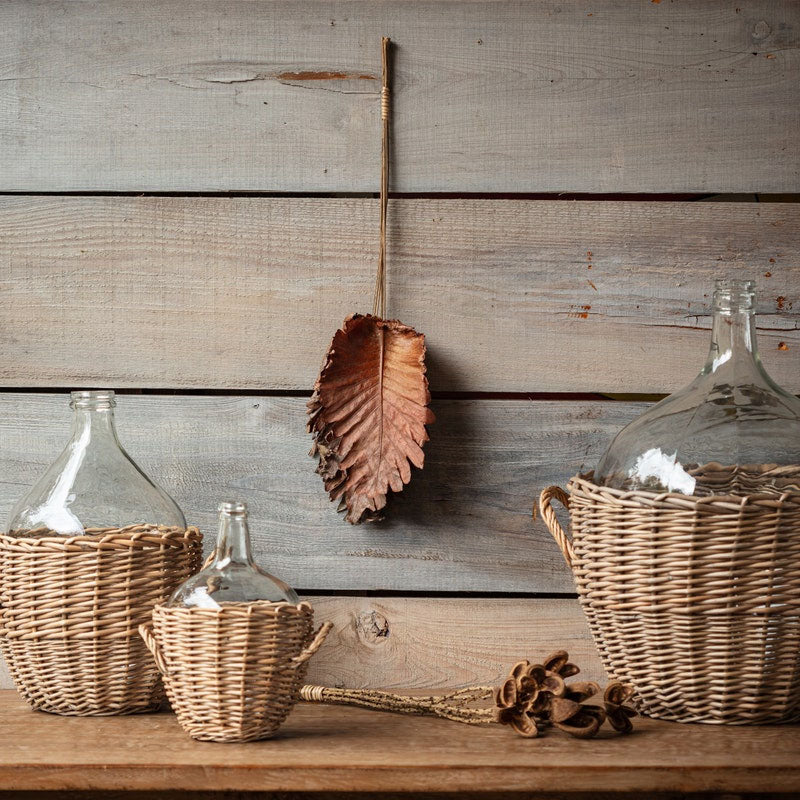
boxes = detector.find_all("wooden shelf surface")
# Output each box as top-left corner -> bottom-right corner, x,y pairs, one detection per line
1,691 -> 799,794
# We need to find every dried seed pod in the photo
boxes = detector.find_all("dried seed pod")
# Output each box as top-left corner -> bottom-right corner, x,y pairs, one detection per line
604,682 -> 637,734
543,650 -> 581,679
553,705 -> 607,739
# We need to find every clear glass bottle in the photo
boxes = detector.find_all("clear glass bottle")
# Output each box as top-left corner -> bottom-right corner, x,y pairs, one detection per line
167,501 -> 299,608
5,390 -> 186,536
595,279 -> 800,495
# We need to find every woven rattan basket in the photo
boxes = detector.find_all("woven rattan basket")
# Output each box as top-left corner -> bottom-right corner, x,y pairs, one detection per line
0,524 -> 202,716
539,469 -> 800,725
139,601 -> 332,742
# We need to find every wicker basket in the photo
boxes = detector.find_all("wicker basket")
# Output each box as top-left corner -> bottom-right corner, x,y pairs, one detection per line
0,525 -> 203,716
539,470 -> 800,725
139,601 -> 332,742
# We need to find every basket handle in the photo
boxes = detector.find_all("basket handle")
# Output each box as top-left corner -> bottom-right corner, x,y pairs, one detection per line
293,621 -> 334,667
138,621 -> 170,677
538,486 -> 575,568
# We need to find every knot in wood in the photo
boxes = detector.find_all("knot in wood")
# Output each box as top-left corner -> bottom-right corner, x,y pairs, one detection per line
751,19 -> 771,41
356,610 -> 390,643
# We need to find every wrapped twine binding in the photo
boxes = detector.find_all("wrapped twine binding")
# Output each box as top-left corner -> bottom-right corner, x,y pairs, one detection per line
139,601 -> 333,742
300,684 -> 497,725
0,524 -> 202,716
539,465 -> 800,724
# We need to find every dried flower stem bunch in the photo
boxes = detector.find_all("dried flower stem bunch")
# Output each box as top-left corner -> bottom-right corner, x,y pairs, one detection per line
302,650 -> 636,740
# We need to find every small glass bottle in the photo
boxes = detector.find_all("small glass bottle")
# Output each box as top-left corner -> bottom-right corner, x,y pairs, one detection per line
595,279 -> 800,494
5,390 -> 186,536
167,502 -> 299,608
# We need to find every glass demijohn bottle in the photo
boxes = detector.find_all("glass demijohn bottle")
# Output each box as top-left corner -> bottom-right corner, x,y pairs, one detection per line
167,501 -> 299,609
5,390 -> 186,536
595,280 -> 800,495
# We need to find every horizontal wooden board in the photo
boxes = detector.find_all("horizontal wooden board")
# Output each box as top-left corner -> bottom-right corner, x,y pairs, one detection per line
0,1 -> 797,193
0,393 -> 647,593
307,597 -> 603,689
3,692 -> 800,794
1,197 -> 798,393
0,596 -> 602,691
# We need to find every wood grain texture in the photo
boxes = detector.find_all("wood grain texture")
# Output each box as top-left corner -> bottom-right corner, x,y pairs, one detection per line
1,691 -> 799,793
0,596 -> 602,691
10,795 -> 791,800
1,197 -> 798,393
304,596 -> 603,689
4,795 -> 794,800
0,393 -> 645,593
0,1 -> 797,193
9,795 -> 791,800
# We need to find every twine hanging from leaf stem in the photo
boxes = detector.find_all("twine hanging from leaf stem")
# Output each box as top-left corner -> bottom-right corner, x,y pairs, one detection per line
372,35 -> 390,319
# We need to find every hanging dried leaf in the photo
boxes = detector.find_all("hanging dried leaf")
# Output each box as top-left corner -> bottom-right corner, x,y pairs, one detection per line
308,313 -> 434,524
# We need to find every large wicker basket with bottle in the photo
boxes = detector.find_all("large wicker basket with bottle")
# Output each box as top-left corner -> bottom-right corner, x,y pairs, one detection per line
139,601 -> 332,742
0,525 -> 203,716
539,466 -> 800,725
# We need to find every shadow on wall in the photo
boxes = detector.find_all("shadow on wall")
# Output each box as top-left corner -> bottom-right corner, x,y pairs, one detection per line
380,344 -> 483,532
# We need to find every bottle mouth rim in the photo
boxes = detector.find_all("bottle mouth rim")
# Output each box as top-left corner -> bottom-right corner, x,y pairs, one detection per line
713,278 -> 755,310
219,501 -> 247,516
714,278 -> 755,292
69,390 -> 116,409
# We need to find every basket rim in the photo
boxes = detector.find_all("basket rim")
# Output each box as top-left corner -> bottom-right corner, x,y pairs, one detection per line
152,600 -> 313,620
0,524 -> 202,549
568,472 -> 800,511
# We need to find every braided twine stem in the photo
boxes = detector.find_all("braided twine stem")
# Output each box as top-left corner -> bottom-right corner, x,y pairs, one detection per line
372,35 -> 391,319
300,684 -> 498,726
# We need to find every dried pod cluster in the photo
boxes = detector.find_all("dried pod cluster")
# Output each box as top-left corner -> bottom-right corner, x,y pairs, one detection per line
494,650 -> 636,739
308,314 -> 434,524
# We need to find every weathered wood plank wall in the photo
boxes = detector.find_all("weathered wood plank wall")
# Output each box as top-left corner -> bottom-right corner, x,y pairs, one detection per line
0,393 -> 646,593
1,198 -> 798,393
0,0 -> 797,193
0,0 -> 797,691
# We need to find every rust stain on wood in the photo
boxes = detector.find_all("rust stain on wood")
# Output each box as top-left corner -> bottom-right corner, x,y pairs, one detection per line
276,71 -> 376,81
569,304 -> 592,320
779,342 -> 789,351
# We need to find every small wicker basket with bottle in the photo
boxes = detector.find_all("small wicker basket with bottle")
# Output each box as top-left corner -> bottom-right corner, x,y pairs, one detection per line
139,501 -> 332,742
140,602 -> 331,742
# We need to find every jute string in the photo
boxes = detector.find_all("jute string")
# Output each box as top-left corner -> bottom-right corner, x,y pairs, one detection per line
372,36 -> 390,319
300,684 -> 498,726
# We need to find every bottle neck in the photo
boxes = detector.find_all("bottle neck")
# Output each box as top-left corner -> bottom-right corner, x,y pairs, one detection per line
702,300 -> 760,377
214,513 -> 253,567
71,406 -> 119,444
